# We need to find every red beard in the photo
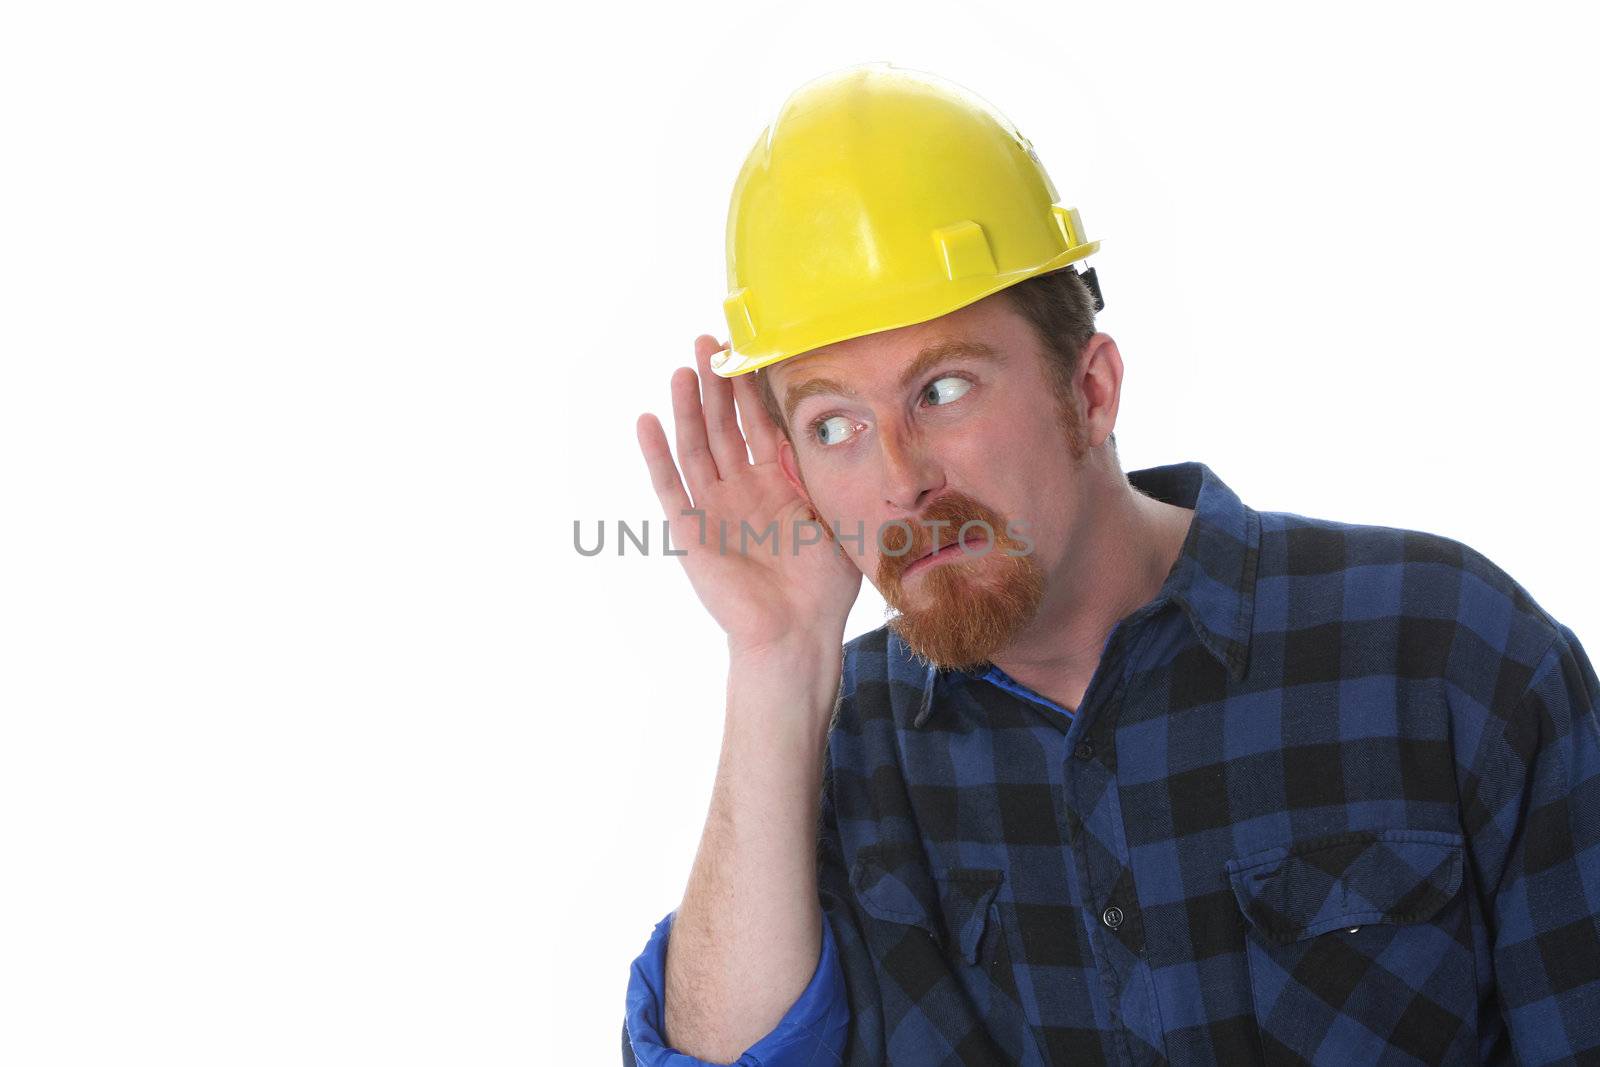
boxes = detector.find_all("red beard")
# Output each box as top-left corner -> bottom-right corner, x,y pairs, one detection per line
875,490 -> 1045,670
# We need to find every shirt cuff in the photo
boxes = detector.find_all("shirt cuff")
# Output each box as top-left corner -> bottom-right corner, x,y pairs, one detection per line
623,908 -> 848,1066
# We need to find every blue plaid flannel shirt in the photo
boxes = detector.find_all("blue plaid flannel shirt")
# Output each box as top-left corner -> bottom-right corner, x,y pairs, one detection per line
624,460 -> 1600,1065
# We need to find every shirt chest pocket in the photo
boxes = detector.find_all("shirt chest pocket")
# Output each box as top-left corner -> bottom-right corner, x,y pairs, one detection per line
848,848 -> 1046,1064
1224,828 -> 1479,1065
850,848 -> 1006,967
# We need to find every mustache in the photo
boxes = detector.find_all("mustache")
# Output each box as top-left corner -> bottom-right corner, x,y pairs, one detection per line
876,491 -> 1011,582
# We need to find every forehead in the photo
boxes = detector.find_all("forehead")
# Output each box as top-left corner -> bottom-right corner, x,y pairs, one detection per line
767,291 -> 1035,399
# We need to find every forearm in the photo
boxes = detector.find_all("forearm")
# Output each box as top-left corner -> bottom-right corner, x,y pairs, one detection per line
662,636 -> 842,1063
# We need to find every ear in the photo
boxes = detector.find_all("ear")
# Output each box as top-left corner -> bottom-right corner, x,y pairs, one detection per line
1076,332 -> 1124,448
777,438 -> 811,503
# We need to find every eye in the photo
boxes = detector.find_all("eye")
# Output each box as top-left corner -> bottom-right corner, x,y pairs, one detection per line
813,414 -> 858,447
923,376 -> 971,406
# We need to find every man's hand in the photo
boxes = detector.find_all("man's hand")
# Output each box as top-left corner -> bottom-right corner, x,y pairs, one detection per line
636,335 -> 863,655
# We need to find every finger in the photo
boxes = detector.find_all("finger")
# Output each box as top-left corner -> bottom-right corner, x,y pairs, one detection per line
730,363 -> 783,465
636,412 -> 692,518
670,364 -> 721,494
695,336 -> 751,474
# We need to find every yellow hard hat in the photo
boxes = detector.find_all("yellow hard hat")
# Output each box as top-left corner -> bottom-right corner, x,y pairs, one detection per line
711,61 -> 1102,378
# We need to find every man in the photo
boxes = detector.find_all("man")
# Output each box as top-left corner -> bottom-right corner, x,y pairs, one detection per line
622,62 -> 1600,1065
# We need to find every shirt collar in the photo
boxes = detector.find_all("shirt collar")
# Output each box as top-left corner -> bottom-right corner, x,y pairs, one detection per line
912,460 -> 1261,728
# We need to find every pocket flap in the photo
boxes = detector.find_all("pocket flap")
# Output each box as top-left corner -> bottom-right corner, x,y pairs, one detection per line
851,847 -> 939,932
851,848 -> 1003,965
1224,828 -> 1465,945
934,868 -> 1003,965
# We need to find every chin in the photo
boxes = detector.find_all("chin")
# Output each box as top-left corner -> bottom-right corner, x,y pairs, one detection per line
884,552 -> 1047,670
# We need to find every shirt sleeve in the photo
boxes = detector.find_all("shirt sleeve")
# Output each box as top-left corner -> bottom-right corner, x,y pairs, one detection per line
621,906 -> 848,1066
622,664 -> 874,1066
1466,621 -> 1600,1062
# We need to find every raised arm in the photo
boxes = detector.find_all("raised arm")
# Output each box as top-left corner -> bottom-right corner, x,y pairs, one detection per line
624,336 -> 864,1063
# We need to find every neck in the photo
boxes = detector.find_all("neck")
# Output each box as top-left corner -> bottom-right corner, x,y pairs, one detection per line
989,461 -> 1194,712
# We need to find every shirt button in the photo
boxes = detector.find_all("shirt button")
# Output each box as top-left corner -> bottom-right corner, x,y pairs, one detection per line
1074,740 -> 1095,760
1102,906 -> 1124,929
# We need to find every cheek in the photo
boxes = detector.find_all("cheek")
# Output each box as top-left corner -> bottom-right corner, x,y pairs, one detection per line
946,401 -> 1049,464
802,486 -> 882,553
1020,489 -> 1077,568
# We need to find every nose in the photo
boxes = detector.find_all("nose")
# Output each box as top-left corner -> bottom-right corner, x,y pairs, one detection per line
879,421 -> 945,513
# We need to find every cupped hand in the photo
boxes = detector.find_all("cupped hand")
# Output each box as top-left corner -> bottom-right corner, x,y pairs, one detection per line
636,335 -> 863,654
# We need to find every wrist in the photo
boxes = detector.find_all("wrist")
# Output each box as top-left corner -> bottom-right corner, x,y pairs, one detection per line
726,627 -> 844,667
726,630 -> 845,729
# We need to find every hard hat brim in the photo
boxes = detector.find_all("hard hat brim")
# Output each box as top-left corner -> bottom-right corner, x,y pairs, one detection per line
710,242 -> 1100,378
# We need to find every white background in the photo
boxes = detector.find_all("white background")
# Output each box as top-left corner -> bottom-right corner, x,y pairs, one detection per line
2,1 -> 1596,1064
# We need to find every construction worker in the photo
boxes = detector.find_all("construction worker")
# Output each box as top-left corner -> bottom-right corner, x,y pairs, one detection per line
621,62 -> 1600,1065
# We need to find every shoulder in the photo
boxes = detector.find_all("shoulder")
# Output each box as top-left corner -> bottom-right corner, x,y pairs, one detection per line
834,624 -> 939,735
840,623 -> 892,691
1256,507 -> 1565,701
840,624 -> 930,697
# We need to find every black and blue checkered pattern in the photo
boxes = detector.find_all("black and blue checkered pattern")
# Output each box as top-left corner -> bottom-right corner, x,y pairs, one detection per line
624,460 -> 1600,1065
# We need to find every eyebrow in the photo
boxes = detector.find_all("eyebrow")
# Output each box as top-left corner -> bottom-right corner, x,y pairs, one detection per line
781,339 -> 1003,428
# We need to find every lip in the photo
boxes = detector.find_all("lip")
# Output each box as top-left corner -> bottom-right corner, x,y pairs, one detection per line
903,531 -> 990,578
